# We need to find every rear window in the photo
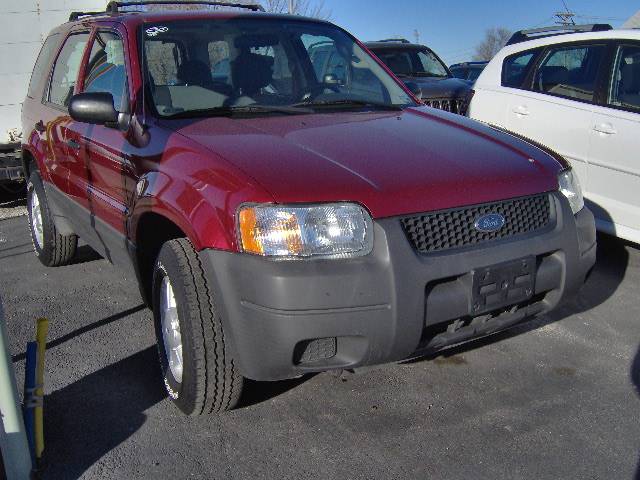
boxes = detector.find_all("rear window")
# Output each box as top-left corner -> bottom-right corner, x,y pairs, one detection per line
501,49 -> 540,88
27,34 -> 61,99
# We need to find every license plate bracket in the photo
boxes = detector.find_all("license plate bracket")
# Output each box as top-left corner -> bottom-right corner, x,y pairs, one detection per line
471,256 -> 536,316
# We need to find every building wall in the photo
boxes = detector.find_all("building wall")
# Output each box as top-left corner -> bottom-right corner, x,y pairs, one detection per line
0,1 -> 107,144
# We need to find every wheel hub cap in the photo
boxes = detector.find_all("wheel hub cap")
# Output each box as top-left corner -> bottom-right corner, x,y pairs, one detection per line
160,276 -> 183,383
30,189 -> 44,249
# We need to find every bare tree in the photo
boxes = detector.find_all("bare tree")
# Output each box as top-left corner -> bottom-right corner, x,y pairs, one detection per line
473,27 -> 512,61
261,0 -> 331,20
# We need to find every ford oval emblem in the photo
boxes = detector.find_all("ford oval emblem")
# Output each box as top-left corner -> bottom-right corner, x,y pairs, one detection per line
474,213 -> 505,233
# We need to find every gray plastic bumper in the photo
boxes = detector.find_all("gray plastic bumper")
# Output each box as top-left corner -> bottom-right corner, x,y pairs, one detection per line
0,150 -> 23,182
200,192 -> 596,381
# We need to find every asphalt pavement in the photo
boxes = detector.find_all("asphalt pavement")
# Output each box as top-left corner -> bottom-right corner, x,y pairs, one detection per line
1,204 -> 639,480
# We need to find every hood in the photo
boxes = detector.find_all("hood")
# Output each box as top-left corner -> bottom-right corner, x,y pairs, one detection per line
164,107 -> 562,219
409,76 -> 471,98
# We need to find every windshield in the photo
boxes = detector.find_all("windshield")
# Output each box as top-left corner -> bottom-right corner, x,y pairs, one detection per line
142,18 -> 415,118
372,48 -> 450,78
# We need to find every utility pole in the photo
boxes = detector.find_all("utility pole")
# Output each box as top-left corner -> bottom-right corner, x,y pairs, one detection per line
413,29 -> 420,44
554,10 -> 576,25
288,0 -> 294,14
555,0 -> 575,25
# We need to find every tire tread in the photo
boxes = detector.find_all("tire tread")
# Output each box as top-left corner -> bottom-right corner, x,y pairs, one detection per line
158,238 -> 242,415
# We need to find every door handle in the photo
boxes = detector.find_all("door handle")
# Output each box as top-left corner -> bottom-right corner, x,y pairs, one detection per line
512,105 -> 530,116
66,139 -> 81,150
593,123 -> 617,135
35,120 -> 45,133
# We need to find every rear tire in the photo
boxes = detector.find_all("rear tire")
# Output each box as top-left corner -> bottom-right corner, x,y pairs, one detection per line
27,171 -> 77,267
152,238 -> 243,415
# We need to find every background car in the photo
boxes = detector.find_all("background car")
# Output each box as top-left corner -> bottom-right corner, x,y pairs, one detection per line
468,24 -> 640,244
449,61 -> 488,83
366,39 -> 472,115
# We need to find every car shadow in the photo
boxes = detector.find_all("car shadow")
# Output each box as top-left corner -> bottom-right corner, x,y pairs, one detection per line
11,305 -> 147,364
42,346 -> 166,480
237,375 -> 316,409
68,244 -> 103,265
0,183 -> 26,207
632,346 -> 640,480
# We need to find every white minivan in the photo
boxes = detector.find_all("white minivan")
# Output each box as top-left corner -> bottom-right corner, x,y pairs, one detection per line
469,25 -> 640,244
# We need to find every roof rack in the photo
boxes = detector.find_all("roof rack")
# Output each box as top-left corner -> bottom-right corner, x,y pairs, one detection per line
70,1 -> 264,20
506,24 -> 612,45
69,11 -> 107,21
106,1 -> 264,12
373,38 -> 411,44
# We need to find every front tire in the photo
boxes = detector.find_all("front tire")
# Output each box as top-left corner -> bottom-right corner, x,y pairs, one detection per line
152,238 -> 243,415
27,171 -> 77,267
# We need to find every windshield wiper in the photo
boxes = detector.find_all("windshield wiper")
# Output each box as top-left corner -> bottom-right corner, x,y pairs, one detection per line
292,99 -> 403,111
164,104 -> 313,119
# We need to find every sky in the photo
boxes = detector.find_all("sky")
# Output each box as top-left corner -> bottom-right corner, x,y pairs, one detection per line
319,0 -> 638,65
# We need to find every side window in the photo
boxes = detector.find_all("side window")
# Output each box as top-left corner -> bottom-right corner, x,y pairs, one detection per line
49,33 -> 91,107
532,44 -> 606,102
305,36 -> 349,82
502,50 -> 539,88
27,34 -> 61,99
82,32 -> 128,112
209,41 -> 230,83
303,34 -> 385,102
145,40 -> 182,86
608,44 -> 640,112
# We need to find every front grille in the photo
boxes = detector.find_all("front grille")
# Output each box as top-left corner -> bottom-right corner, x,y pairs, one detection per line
422,97 -> 467,115
401,194 -> 552,254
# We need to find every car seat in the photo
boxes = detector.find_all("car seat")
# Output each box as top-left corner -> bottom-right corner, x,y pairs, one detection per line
620,60 -> 640,108
230,49 -> 275,98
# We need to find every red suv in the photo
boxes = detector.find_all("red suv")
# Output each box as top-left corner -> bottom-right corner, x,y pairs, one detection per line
22,1 -> 596,415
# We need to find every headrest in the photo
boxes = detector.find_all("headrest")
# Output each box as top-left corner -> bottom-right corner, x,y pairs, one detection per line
621,61 -> 640,94
231,52 -> 274,96
539,65 -> 568,88
177,60 -> 212,87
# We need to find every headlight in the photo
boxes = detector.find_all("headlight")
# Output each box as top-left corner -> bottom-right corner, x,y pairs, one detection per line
558,169 -> 584,215
238,203 -> 373,258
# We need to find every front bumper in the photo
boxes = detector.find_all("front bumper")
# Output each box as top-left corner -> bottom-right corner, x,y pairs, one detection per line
0,149 -> 24,183
201,192 -> 596,381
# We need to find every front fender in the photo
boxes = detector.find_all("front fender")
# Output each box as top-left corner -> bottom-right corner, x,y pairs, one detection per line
129,166 -> 272,252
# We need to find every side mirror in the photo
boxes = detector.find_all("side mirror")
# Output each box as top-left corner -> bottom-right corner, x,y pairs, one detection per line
404,81 -> 422,101
68,92 -> 119,126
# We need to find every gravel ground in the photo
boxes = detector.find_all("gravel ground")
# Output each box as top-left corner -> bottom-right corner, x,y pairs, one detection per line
1,213 -> 639,480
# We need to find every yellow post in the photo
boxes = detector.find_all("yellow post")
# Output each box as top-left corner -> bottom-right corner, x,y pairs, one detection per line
34,318 -> 48,460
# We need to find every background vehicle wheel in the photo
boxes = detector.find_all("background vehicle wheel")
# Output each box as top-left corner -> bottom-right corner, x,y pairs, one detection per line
27,171 -> 77,267
152,238 -> 243,415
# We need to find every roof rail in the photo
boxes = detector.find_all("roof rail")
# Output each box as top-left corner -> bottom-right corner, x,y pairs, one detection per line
70,1 -> 264,21
374,38 -> 411,44
69,11 -> 107,21
105,1 -> 264,13
506,23 -> 612,45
